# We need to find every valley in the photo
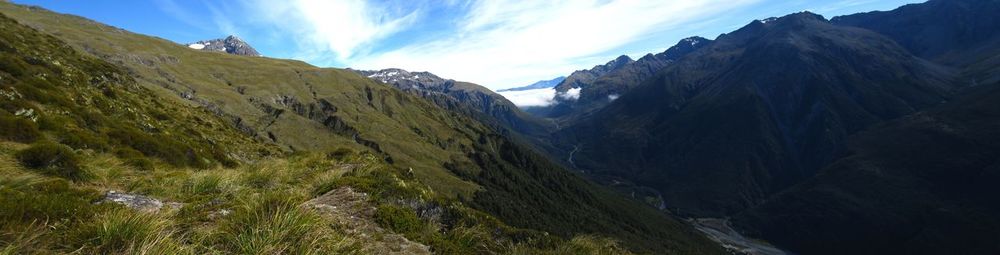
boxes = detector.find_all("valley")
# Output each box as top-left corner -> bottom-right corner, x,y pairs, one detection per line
1,0 -> 999,254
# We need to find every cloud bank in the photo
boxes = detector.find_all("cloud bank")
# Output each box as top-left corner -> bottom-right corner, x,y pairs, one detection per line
498,88 -> 558,107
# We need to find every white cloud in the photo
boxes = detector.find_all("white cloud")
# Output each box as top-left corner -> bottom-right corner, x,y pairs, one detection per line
250,0 -> 760,88
250,0 -> 420,60
498,88 -> 558,107
608,94 -> 620,101
557,87 -> 582,101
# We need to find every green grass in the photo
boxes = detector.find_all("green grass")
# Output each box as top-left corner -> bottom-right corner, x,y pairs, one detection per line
71,208 -> 189,255
0,3 -> 724,254
214,191 -> 342,254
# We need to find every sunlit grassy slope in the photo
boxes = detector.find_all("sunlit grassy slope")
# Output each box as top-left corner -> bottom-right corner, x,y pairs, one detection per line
0,3 -> 724,253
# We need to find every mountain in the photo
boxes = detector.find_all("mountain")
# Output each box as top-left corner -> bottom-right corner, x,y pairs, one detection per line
187,35 -> 262,57
556,55 -> 635,92
0,2 -> 724,253
553,12 -> 958,217
543,37 -> 711,119
831,0 -> 1000,84
352,68 -> 553,139
733,80 -> 1000,255
498,76 -> 566,92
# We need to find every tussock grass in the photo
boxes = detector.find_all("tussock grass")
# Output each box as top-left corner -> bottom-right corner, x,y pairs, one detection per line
71,208 -> 189,255
505,235 -> 633,255
214,191 -> 346,254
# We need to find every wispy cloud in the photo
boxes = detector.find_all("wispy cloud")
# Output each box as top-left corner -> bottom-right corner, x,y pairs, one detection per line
248,0 -> 760,88
249,0 -> 420,62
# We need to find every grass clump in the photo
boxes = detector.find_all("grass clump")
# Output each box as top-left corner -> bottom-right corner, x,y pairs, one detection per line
15,142 -> 85,180
215,191 -> 347,254
71,208 -> 188,255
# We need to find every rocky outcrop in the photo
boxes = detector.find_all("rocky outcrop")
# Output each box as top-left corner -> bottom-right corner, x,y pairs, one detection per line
304,187 -> 431,255
100,190 -> 182,212
187,35 -> 262,57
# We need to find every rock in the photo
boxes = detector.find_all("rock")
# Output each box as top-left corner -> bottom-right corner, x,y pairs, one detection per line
100,190 -> 180,212
304,187 -> 431,255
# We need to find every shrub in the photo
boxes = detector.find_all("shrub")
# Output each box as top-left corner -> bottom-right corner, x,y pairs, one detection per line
0,177 -> 99,225
106,128 -> 187,165
326,148 -> 355,161
373,205 -> 424,234
0,113 -> 41,143
15,142 -> 85,180
58,129 -> 109,151
124,157 -> 154,171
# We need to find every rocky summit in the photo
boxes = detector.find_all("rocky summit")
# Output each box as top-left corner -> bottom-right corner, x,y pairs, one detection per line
187,35 -> 262,57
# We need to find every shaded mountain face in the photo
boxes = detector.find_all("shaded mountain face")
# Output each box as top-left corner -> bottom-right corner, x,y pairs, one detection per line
555,55 -> 635,92
555,12 -> 958,217
352,68 -> 553,138
0,3 -> 724,253
733,81 -> 1000,255
498,76 -> 565,92
832,0 -> 1000,85
187,35 -> 262,57
543,37 -> 711,119
832,0 -> 1000,64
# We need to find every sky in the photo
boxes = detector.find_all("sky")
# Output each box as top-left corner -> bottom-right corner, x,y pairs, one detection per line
14,0 -> 923,90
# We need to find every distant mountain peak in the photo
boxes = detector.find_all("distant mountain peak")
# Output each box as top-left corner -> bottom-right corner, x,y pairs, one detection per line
679,36 -> 708,46
186,35 -> 262,57
353,68 -> 444,85
498,76 -> 566,92
609,55 -> 634,67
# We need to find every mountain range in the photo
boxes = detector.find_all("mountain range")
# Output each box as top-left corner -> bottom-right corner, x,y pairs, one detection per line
2,0 -> 1000,254
504,0 -> 1000,254
534,36 -> 712,120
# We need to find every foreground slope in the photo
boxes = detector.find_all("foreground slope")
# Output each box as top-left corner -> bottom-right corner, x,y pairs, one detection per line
0,3 -> 722,253
0,12 -> 648,254
555,12 -> 957,216
733,80 -> 1000,255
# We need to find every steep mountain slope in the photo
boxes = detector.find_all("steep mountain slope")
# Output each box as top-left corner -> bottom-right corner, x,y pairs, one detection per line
498,76 -> 565,92
555,12 -> 958,216
187,35 -> 262,57
0,3 -> 723,253
353,68 -> 553,139
0,13 -> 654,254
832,0 -> 1000,84
733,81 -> 1000,255
832,0 -> 1000,64
543,37 -> 711,119
555,55 -> 635,92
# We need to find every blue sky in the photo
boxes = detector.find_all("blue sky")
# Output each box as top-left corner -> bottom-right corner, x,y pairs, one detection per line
14,0 -> 923,89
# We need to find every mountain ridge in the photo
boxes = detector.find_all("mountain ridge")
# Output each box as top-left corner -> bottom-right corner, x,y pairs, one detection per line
187,35 -> 262,57
553,11 -> 958,216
